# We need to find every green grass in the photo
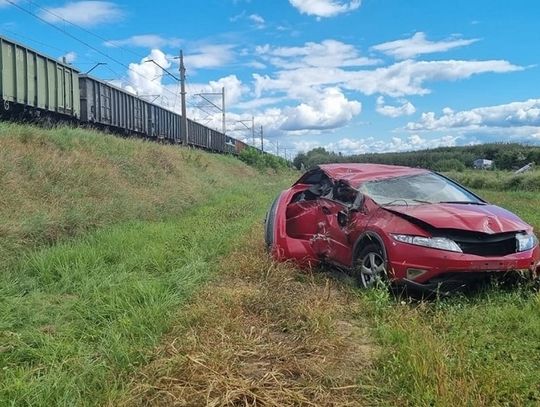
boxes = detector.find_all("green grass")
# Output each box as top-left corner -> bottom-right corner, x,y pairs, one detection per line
446,169 -> 540,192
363,189 -> 540,406
0,122 -> 259,270
0,122 -> 293,405
0,179 -> 287,406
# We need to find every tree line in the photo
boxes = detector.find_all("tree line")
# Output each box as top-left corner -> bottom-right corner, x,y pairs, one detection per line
293,143 -> 540,171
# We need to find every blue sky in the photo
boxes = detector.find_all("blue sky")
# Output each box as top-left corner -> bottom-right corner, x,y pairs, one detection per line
1,0 -> 539,157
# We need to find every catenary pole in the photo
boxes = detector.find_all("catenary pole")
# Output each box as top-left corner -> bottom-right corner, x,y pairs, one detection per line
251,116 -> 255,147
180,50 -> 188,144
222,87 -> 226,136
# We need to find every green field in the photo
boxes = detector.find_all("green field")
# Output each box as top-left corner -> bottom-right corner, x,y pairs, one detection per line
1,126 -> 539,406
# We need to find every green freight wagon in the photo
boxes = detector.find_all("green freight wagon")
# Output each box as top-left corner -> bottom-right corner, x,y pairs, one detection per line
0,35 -> 80,120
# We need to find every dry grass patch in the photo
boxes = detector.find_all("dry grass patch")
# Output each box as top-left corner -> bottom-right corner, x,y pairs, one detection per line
125,226 -> 375,406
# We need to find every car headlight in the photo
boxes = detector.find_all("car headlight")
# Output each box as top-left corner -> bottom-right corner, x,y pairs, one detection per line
391,234 -> 462,253
516,233 -> 538,252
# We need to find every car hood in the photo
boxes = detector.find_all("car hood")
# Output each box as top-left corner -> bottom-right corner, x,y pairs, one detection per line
384,203 -> 530,234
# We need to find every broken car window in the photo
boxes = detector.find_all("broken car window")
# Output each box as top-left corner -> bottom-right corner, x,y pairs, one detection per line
360,173 -> 482,206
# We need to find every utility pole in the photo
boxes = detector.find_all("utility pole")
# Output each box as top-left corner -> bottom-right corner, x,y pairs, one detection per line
276,139 -> 279,156
179,50 -> 188,144
260,125 -> 264,152
251,116 -> 255,147
222,87 -> 226,136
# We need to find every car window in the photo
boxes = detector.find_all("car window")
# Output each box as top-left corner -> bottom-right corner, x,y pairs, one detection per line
331,180 -> 358,205
359,173 -> 481,205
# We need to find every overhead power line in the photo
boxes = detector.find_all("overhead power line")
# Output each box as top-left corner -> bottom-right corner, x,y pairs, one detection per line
5,0 -> 179,101
23,0 -> 147,60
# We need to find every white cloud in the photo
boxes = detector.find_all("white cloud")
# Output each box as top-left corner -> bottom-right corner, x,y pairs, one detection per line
209,75 -> 248,105
289,0 -> 361,18
246,61 -> 266,69
407,99 -> 540,131
281,87 -> 361,131
346,59 -> 522,96
105,35 -> 181,49
295,134 -> 460,155
376,96 -> 416,117
372,32 -> 479,60
39,1 -> 123,27
124,49 -> 171,98
254,59 -> 522,98
183,44 -> 235,69
235,97 -> 285,110
256,39 -> 380,69
248,14 -> 265,28
59,51 -> 77,64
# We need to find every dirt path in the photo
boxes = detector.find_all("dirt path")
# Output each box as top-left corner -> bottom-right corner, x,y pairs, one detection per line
121,225 -> 376,406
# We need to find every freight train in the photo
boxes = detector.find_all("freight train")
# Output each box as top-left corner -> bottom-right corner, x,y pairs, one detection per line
0,34 -> 251,155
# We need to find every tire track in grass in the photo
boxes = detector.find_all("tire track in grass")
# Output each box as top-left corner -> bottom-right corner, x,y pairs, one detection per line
124,225 -> 376,406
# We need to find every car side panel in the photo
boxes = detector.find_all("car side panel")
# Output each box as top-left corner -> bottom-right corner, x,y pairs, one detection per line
271,185 -> 320,267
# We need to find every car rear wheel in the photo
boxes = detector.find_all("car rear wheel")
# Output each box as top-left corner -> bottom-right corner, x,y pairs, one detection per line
354,244 -> 388,289
264,194 -> 281,250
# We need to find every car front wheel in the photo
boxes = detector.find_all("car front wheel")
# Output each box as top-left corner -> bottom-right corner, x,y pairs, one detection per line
354,244 -> 388,289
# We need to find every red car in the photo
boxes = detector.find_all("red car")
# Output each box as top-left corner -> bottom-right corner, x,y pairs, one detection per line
265,164 -> 540,295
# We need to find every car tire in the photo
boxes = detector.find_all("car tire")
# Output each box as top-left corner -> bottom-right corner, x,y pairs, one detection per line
264,193 -> 281,250
354,243 -> 388,289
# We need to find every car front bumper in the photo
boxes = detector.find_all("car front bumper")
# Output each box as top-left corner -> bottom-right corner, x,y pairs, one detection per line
388,241 -> 540,293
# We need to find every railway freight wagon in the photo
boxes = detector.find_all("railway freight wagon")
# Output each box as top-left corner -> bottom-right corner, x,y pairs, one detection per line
235,139 -> 249,155
147,103 -> 182,143
0,35 -> 80,120
208,128 -> 226,152
186,119 -> 229,153
225,136 -> 237,154
79,75 -> 149,137
187,118 -> 209,149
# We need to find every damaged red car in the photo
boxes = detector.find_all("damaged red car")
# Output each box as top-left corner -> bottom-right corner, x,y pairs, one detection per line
265,164 -> 540,295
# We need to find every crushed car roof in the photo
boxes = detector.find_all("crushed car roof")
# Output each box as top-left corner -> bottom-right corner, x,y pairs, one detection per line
317,163 -> 429,186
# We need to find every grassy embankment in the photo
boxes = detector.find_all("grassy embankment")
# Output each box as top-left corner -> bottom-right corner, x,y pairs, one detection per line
0,123 -> 292,405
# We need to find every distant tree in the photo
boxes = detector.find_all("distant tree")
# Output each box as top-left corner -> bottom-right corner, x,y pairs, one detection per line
293,152 -> 307,170
433,158 -> 466,172
292,143 -> 540,172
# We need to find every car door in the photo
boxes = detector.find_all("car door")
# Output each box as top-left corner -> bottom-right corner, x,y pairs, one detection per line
310,197 -> 353,266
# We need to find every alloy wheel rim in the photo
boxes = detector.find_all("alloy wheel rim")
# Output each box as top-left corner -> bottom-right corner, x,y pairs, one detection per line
360,252 -> 386,288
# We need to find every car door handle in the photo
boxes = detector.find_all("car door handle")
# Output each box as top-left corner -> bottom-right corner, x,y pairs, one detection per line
321,206 -> 331,215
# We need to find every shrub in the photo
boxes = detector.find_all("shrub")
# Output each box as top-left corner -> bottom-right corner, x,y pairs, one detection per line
238,147 -> 290,171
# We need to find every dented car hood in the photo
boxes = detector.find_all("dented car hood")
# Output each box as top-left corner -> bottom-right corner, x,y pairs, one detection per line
384,203 -> 529,234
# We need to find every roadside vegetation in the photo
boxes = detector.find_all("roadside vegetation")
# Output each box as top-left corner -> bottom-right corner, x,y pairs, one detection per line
293,143 -> 540,171
445,169 -> 540,192
0,122 -> 261,267
238,146 -> 291,171
364,285 -> 540,406
0,123 -> 292,405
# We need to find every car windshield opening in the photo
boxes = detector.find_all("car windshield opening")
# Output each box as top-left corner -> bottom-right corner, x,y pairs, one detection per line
360,173 -> 482,206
